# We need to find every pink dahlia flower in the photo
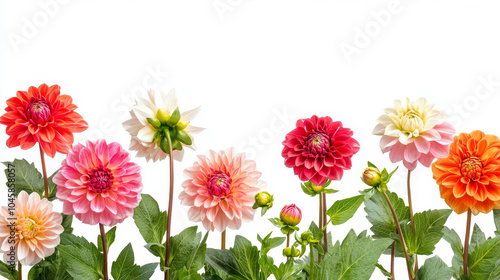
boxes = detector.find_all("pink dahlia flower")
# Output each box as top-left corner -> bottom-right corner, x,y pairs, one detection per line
373,98 -> 455,170
282,115 -> 360,186
54,139 -> 142,226
0,191 -> 63,266
179,148 -> 265,232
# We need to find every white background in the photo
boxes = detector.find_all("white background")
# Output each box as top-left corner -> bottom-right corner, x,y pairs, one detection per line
1,1 -> 500,279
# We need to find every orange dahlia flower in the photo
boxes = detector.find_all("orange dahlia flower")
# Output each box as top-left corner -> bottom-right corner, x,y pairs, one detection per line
432,130 -> 500,215
0,84 -> 88,157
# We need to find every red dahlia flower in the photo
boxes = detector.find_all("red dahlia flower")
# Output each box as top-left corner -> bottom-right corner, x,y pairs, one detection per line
282,115 -> 360,186
0,84 -> 88,157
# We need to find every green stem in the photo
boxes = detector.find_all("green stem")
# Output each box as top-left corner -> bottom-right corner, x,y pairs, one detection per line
407,170 -> 418,271
318,194 -> 323,263
309,243 -> 315,280
164,130 -> 174,280
99,224 -> 108,280
463,209 -> 472,276
382,191 -> 414,280
39,144 -> 49,199
17,263 -> 21,280
322,193 -> 328,255
286,231 -> 290,261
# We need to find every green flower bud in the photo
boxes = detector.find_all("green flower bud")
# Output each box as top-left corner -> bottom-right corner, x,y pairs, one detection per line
283,247 -> 292,257
300,230 -> 314,244
362,167 -> 381,187
254,191 -> 273,207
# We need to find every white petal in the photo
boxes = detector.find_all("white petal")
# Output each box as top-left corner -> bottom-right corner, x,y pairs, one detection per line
132,105 -> 155,126
137,126 -> 156,143
185,125 -> 205,134
181,106 -> 201,122
377,114 -> 393,126
384,124 -> 400,137
372,123 -> 386,135
165,88 -> 178,113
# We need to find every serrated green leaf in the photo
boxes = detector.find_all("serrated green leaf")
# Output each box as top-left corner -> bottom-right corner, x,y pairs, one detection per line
28,248 -> 74,280
170,226 -> 200,271
61,214 -> 73,234
468,235 -> 500,279
258,233 -> 285,256
469,224 -> 486,254
415,256 -> 453,280
97,226 -> 116,252
111,243 -> 157,280
205,249 -> 244,279
58,233 -> 103,280
364,191 -> 410,240
186,231 -> 209,274
133,194 -> 167,244
0,260 -> 17,280
326,195 -> 365,225
494,209 -> 500,236
404,209 -> 452,255
442,226 -> 463,279
319,230 -> 393,280
3,159 -> 58,200
230,236 -> 260,280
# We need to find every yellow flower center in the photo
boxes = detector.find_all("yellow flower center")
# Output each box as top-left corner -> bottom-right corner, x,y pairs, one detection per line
460,156 -> 483,181
399,110 -> 424,137
19,218 -> 40,240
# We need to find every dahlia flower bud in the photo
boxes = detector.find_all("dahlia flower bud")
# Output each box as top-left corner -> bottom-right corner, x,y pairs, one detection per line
300,230 -> 314,244
362,167 -> 381,187
254,191 -> 273,207
280,204 -> 302,226
282,247 -> 300,257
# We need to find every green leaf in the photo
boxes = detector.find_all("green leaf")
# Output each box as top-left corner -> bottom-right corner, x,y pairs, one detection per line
111,243 -> 157,280
469,224 -> 486,254
0,260 -> 17,280
322,188 -> 339,194
229,236 -> 260,280
185,230 -> 209,274
3,159 -> 58,201
205,249 -> 244,279
257,233 -> 286,256
494,209 -> 500,236
367,161 -> 377,168
442,226 -> 463,279
58,233 -> 103,280
364,191 -> 410,239
133,194 -> 167,244
97,226 -> 117,252
404,209 -> 452,255
300,182 -> 317,197
271,259 -> 304,280
415,256 -> 453,280
375,263 -> 392,279
61,214 -> 74,234
326,195 -> 365,226
468,235 -> 500,279
170,226 -> 200,271
28,248 -> 74,280
319,230 -> 393,280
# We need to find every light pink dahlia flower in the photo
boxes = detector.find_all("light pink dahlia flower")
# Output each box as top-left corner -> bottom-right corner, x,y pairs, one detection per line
179,148 -> 265,232
54,139 -> 142,226
373,98 -> 455,170
282,115 -> 360,186
0,191 -> 63,266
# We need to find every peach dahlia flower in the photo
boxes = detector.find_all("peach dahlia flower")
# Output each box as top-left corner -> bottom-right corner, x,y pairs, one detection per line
432,131 -> 500,215
179,148 -> 265,232
373,98 -> 455,170
0,84 -> 88,157
54,140 -> 142,226
0,191 -> 63,266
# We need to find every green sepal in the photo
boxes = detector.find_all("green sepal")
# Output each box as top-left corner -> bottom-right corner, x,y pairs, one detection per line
159,137 -> 171,154
166,108 -> 181,126
147,118 -> 161,129
177,130 -> 192,145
